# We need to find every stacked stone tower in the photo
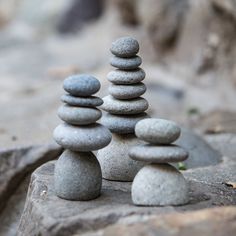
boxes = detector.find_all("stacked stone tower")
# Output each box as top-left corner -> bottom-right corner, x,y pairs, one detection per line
129,118 -> 189,206
53,74 -> 112,200
97,37 -> 149,181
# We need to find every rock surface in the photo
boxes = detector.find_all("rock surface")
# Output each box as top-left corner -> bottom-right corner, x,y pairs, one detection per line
110,56 -> 142,70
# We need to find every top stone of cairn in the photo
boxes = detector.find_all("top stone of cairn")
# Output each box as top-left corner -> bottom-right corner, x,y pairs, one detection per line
110,37 -> 139,58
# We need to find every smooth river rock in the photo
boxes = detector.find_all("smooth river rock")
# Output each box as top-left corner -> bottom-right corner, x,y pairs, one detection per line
53,123 -> 112,151
101,95 -> 149,115
110,56 -> 142,70
110,36 -> 139,57
58,105 -> 102,125
108,83 -> 146,100
63,74 -> 100,97
135,118 -> 181,144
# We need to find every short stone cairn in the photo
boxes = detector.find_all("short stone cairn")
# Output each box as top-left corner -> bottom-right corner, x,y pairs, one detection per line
129,118 -> 189,206
53,74 -> 112,200
97,36 -> 149,181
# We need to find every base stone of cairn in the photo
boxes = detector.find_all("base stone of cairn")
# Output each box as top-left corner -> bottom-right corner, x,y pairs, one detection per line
98,37 -> 149,181
53,74 -> 112,200
130,118 -> 189,206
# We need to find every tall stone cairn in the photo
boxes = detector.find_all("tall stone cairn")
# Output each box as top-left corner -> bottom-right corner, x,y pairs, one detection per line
97,36 -> 149,181
53,74 -> 112,200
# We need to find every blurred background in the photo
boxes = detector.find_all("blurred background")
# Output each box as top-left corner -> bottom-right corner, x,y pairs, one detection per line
0,0 -> 236,149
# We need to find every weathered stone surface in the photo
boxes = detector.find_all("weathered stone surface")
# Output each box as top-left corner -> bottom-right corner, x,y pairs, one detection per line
0,143 -> 62,213
18,158 -> 236,235
110,56 -> 142,70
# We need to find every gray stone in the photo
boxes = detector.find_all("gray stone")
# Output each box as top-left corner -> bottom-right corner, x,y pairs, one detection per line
101,95 -> 148,115
54,150 -> 101,200
61,94 -> 103,107
107,69 -> 145,85
63,74 -> 100,97
108,83 -> 146,100
135,118 -> 181,144
132,164 -> 189,206
101,113 -> 149,134
110,56 -> 142,70
129,144 -> 188,163
58,105 -> 102,125
53,123 -> 112,151
97,133 -> 146,181
110,37 -> 139,57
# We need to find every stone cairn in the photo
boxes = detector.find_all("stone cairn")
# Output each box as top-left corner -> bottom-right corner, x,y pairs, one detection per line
97,36 -> 149,181
53,74 -> 112,200
129,118 -> 189,206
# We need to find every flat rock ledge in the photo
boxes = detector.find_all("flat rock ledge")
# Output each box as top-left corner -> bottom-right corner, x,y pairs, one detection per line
18,158 -> 236,236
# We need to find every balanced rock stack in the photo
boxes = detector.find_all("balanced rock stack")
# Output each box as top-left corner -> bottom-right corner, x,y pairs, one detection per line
129,118 -> 189,206
53,74 -> 112,200
97,37 -> 149,181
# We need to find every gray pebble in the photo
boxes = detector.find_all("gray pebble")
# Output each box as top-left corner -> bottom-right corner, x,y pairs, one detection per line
61,94 -> 103,107
110,56 -> 141,70
129,144 -> 188,163
101,95 -> 149,115
101,113 -> 149,134
63,74 -> 100,96
54,150 -> 101,200
107,69 -> 145,85
135,118 -> 181,144
110,36 -> 139,57
53,123 -> 112,151
109,83 -> 146,100
58,105 -> 102,125
132,163 -> 189,206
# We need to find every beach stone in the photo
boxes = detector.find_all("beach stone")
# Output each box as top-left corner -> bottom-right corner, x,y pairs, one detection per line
58,104 -> 102,125
135,118 -> 181,144
61,94 -> 103,107
110,56 -> 142,70
129,144 -> 188,163
54,150 -> 101,200
53,123 -> 112,151
107,69 -> 145,85
63,74 -> 100,96
101,112 -> 149,134
101,95 -> 148,115
132,163 -> 189,206
97,133 -> 146,181
110,36 -> 139,57
109,83 -> 146,100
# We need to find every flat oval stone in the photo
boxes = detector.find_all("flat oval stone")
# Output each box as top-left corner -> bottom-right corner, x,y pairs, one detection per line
101,95 -> 149,115
107,69 -> 145,85
53,123 -> 112,151
135,118 -> 181,144
109,83 -> 146,99
101,113 -> 149,134
110,37 -> 139,57
58,105 -> 102,125
129,144 -> 188,163
61,94 -> 103,107
63,74 -> 100,96
110,56 -> 141,70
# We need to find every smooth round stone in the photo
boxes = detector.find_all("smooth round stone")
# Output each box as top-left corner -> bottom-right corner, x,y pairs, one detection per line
110,56 -> 142,70
63,74 -> 100,96
54,150 -> 101,200
132,163 -> 189,206
101,95 -> 149,115
109,83 -> 146,100
135,118 -> 181,144
61,94 -> 103,107
110,36 -> 139,58
53,123 -> 112,151
101,113 -> 149,134
129,144 -> 188,163
97,133 -> 146,181
58,105 -> 102,125
107,69 -> 145,85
